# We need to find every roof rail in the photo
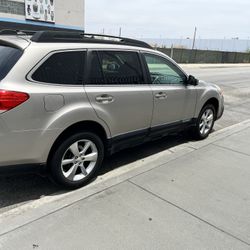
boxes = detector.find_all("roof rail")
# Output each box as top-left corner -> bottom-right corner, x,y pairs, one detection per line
0,29 -> 37,36
30,31 -> 152,49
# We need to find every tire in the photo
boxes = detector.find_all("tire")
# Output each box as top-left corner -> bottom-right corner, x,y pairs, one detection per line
192,104 -> 216,140
49,131 -> 104,189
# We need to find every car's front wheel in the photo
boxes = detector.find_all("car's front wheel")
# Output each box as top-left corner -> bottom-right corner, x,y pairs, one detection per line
193,104 -> 216,140
49,131 -> 104,189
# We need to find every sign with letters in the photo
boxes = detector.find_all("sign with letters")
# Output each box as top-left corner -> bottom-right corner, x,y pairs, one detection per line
25,0 -> 55,23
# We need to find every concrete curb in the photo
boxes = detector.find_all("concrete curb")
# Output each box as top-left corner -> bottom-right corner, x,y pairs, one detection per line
1,118 -> 250,236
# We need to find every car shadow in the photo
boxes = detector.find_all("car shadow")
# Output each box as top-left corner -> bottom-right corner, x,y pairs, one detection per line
0,131 -> 195,213
100,132 -> 193,175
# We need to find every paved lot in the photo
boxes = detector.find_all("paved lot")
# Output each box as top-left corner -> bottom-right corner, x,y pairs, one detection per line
0,64 -> 250,214
0,115 -> 249,249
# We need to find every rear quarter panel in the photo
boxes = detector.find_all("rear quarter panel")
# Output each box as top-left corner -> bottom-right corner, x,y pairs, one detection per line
0,44 -> 111,165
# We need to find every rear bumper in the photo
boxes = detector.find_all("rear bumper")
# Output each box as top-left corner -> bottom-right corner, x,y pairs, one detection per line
0,127 -> 63,167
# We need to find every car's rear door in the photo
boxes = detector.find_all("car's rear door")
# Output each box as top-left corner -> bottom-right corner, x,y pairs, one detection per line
84,49 -> 153,143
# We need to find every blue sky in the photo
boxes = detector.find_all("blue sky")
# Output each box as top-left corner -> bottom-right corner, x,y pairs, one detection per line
85,0 -> 250,39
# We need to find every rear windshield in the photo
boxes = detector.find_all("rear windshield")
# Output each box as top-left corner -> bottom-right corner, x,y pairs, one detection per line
0,45 -> 22,81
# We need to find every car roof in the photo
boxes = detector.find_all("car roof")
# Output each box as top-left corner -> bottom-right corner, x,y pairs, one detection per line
0,35 -> 31,50
28,40 -> 155,52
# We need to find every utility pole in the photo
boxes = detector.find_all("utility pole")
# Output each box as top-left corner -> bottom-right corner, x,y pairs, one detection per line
192,27 -> 197,50
119,27 -> 122,37
170,44 -> 174,59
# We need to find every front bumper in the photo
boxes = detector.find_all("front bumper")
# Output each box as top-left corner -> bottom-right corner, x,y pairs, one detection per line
217,95 -> 224,120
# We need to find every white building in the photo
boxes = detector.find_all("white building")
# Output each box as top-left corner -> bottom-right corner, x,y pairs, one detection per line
0,0 -> 85,32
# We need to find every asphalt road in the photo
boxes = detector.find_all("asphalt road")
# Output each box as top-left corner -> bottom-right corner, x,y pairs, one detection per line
182,64 -> 250,130
0,64 -> 250,214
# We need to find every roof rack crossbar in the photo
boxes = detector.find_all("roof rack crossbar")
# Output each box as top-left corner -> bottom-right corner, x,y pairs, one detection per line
30,31 -> 152,49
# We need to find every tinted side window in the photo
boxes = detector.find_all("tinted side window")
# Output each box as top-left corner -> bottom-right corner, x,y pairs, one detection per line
32,51 -> 85,85
0,45 -> 22,81
88,51 -> 105,85
88,51 -> 144,85
144,53 -> 186,85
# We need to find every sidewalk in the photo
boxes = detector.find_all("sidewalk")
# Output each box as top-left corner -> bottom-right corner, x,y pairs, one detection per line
0,120 -> 250,250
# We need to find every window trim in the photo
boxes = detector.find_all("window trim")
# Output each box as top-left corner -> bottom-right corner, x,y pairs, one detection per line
142,51 -> 188,86
26,49 -> 87,87
85,49 -> 148,87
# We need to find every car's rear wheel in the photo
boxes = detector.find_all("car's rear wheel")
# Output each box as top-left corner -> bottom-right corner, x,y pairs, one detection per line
49,131 -> 104,189
192,104 -> 216,140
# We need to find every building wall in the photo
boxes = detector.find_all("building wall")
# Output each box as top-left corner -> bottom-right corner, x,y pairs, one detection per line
0,0 -> 84,31
56,1 -> 84,28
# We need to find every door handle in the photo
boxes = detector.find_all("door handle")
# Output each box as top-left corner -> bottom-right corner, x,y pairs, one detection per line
155,92 -> 168,99
95,94 -> 114,104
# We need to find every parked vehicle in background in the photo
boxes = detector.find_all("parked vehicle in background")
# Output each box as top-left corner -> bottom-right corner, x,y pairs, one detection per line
0,30 -> 224,188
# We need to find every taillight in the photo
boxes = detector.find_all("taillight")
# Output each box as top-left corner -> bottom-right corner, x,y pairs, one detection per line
0,90 -> 29,112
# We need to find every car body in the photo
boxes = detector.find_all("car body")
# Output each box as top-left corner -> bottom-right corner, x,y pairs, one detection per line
0,31 -> 224,188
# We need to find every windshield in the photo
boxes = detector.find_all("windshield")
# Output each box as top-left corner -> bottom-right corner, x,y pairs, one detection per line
0,45 -> 22,81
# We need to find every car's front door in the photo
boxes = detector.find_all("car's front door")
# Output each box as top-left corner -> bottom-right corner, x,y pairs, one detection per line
142,52 -> 197,129
85,50 -> 153,141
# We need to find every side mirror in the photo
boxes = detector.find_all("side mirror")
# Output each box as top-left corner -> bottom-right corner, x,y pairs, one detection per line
187,75 -> 199,86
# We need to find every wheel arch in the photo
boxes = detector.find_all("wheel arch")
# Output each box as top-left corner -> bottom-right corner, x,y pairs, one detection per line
47,120 -> 108,166
201,98 -> 219,118
196,97 -> 219,119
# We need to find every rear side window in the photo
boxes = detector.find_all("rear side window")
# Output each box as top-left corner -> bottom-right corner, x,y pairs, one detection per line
0,45 -> 22,81
32,51 -> 85,85
88,51 -> 144,85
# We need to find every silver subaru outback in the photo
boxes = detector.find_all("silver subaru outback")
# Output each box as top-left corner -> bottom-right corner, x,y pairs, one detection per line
0,31 -> 224,188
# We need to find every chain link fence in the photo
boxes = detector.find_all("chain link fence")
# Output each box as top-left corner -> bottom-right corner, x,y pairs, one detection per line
157,48 -> 250,63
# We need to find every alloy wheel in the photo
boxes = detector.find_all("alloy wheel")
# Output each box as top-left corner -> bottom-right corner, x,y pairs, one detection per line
199,108 -> 214,136
61,140 -> 98,182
